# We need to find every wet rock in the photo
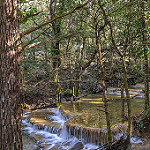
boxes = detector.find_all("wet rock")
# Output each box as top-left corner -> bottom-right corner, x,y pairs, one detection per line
39,143 -> 54,150
22,131 -> 40,150
32,102 -> 56,110
92,85 -> 103,94
135,83 -> 145,89
111,135 -> 127,150
129,133 -> 150,150
31,132 -> 45,143
48,144 -> 60,150
62,140 -> 72,147
68,141 -> 84,150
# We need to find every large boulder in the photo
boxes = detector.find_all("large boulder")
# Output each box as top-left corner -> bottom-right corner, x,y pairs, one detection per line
68,141 -> 84,150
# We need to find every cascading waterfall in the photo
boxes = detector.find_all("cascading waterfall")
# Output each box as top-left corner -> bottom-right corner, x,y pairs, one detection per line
21,87 -> 147,150
22,105 -> 144,150
22,108 -> 99,149
65,124 -> 108,145
22,108 -> 129,150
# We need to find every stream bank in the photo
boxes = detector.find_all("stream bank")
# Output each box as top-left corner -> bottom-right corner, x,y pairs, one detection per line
22,97 -> 149,149
22,83 -> 150,149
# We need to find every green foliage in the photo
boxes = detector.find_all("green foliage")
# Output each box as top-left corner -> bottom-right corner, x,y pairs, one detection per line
20,0 -> 149,107
18,6 -> 38,23
23,103 -> 29,109
137,106 -> 150,132
64,89 -> 72,97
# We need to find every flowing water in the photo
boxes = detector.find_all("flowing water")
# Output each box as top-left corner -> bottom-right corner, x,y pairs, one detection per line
22,108 -> 99,150
22,90 -> 148,150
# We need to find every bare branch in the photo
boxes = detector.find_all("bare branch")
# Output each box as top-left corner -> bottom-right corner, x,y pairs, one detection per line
19,26 -> 51,53
10,0 -> 14,18
99,3 -> 123,57
19,12 -> 41,22
20,0 -> 35,3
21,32 -> 75,51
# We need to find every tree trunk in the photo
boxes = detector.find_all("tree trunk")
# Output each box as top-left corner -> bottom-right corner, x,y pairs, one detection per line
94,18 -> 112,149
141,1 -> 149,110
121,83 -> 125,119
0,0 -> 22,149
75,72 -> 82,97
99,55 -> 112,149
50,0 -> 62,106
51,22 -> 62,106
122,56 -> 131,145
52,40 -> 62,106
55,70 -> 62,105
75,37 -> 85,98
72,81 -> 75,101
52,40 -> 62,105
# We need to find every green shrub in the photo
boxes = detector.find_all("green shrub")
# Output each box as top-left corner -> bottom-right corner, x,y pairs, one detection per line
137,106 -> 150,132
64,89 -> 72,97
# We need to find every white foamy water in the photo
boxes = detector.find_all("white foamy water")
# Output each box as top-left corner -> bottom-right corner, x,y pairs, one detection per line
23,108 -> 144,150
130,136 -> 143,144
48,108 -> 66,126
22,108 -> 99,150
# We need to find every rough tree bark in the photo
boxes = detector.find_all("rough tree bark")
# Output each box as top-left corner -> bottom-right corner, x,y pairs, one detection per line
0,0 -> 22,149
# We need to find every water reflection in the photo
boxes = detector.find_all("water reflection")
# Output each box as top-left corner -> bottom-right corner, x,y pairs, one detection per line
62,94 -> 144,129
22,93 -> 145,149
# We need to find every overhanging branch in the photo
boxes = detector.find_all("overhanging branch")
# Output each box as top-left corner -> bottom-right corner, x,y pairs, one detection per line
19,12 -> 41,22
20,0 -> 91,38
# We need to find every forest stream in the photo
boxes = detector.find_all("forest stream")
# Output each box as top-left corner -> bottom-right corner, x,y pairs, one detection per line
22,86 -> 150,150
1,1 -> 150,149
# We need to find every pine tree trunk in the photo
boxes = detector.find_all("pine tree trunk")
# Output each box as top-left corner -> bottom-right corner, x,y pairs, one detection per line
0,0 -> 22,149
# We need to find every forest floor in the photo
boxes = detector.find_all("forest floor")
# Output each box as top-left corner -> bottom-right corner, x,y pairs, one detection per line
22,93 -> 57,111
